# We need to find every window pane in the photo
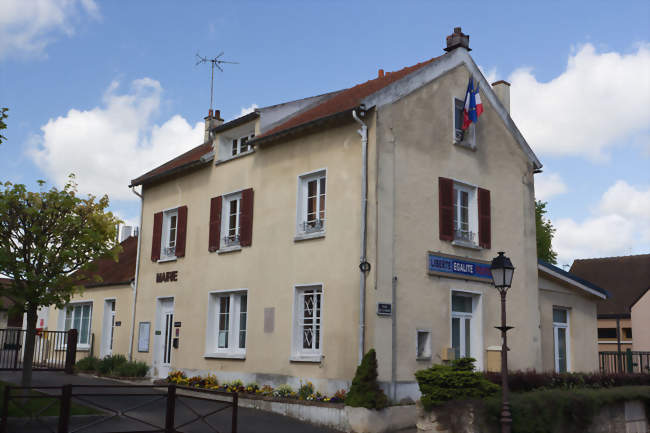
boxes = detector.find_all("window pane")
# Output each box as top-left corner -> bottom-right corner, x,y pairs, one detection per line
65,307 -> 72,331
232,139 -> 238,156
464,318 -> 471,357
452,295 -> 472,313
73,305 -> 81,333
455,101 -> 464,131
452,317 -> 460,359
557,328 -> 567,372
553,308 -> 567,323
597,328 -> 617,339
241,136 -> 249,152
417,332 -> 429,358
239,295 -> 247,349
80,305 -> 91,345
218,297 -> 230,349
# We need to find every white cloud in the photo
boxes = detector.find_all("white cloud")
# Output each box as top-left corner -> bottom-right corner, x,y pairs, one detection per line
553,181 -> 650,265
0,0 -> 99,60
238,103 -> 258,118
29,78 -> 204,201
509,43 -> 650,160
535,172 -> 567,201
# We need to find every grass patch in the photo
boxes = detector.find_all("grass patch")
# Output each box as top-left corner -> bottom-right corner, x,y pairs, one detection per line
0,381 -> 101,417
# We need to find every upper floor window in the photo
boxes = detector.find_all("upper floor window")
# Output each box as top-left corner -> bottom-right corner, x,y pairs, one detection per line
454,98 -> 475,149
151,206 -> 188,261
222,192 -> 242,247
439,177 -> 490,249
209,189 -> 254,252
231,134 -> 255,157
297,170 -> 326,236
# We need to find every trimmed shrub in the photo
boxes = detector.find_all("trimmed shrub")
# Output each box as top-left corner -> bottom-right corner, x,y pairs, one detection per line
345,349 -> 388,409
115,361 -> 149,377
415,358 -> 500,411
485,370 -> 650,392
75,356 -> 100,372
97,354 -> 127,375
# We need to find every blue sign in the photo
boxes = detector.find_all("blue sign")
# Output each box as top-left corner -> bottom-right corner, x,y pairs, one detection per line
428,253 -> 492,282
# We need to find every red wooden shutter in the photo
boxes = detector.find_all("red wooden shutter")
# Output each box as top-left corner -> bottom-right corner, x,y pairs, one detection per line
175,205 -> 188,257
209,196 -> 222,252
240,188 -> 254,247
478,188 -> 491,249
151,212 -> 163,261
439,177 -> 454,241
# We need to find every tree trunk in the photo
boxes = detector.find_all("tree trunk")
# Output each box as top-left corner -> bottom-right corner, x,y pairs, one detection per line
21,304 -> 38,388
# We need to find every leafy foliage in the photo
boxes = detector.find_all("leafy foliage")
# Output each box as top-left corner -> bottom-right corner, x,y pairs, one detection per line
485,370 -> 650,392
273,384 -> 294,398
535,200 -> 557,264
0,107 -> 7,145
97,354 -> 127,374
298,381 -> 315,400
114,361 -> 149,377
415,358 -> 500,410
75,355 -> 100,372
345,349 -> 388,409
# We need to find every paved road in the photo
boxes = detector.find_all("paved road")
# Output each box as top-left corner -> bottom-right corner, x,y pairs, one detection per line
0,371 -> 343,433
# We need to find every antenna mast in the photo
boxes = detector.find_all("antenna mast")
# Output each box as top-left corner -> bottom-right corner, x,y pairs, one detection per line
195,52 -> 238,113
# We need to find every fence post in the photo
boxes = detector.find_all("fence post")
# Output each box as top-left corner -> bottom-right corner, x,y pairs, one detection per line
58,384 -> 72,433
231,391 -> 238,433
64,329 -> 78,374
626,348 -> 633,373
12,331 -> 20,369
0,385 -> 10,433
165,384 -> 176,433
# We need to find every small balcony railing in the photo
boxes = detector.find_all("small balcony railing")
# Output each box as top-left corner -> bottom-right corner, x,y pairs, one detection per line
302,219 -> 325,233
454,229 -> 475,243
223,235 -> 240,247
163,246 -> 176,257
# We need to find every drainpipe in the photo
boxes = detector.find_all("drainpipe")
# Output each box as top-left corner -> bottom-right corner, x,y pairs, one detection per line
353,108 -> 368,365
128,185 -> 144,361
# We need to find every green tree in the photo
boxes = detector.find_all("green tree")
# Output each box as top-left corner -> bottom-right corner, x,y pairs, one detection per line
536,200 -> 558,264
345,349 -> 388,409
0,175 -> 121,386
0,107 -> 8,145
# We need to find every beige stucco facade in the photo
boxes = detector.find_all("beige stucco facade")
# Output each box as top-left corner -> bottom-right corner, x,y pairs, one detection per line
48,284 -> 133,361
631,290 -> 650,351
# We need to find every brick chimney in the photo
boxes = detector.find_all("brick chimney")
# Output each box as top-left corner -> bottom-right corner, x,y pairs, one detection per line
444,27 -> 470,52
491,80 -> 511,113
204,109 -> 224,143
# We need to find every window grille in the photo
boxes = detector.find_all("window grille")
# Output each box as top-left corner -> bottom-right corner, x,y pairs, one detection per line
302,219 -> 325,233
454,229 -> 475,243
222,234 -> 240,247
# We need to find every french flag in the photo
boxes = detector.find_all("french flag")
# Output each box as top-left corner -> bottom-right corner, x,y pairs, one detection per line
462,76 -> 483,130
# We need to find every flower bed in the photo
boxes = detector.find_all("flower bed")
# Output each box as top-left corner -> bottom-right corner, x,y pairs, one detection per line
164,371 -> 347,404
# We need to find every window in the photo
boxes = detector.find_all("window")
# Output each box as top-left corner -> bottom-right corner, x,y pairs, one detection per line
598,328 -> 617,339
297,171 -> 326,235
451,294 -> 473,360
162,209 -> 178,259
292,285 -> 322,360
207,291 -> 247,357
553,307 -> 570,373
416,330 -> 432,359
221,192 -> 242,247
453,184 -> 476,243
231,134 -> 255,157
64,303 -> 92,346
453,98 -> 475,148
623,328 -> 633,339
439,177 -> 490,249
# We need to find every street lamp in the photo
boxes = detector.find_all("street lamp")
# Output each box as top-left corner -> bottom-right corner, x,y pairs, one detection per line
490,251 -> 515,433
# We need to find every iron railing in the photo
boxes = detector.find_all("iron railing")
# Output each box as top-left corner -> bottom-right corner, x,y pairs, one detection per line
222,235 -> 240,247
302,219 -> 325,233
599,350 -> 650,373
453,229 -> 475,243
0,329 -> 77,372
0,384 -> 238,433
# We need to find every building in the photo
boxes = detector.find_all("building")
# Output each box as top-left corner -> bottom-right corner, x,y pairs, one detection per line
47,235 -> 138,360
571,254 -> 650,352
43,28 -> 603,399
631,288 -> 650,351
0,279 -> 23,329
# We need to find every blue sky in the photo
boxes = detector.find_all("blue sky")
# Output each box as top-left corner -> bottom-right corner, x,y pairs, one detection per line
1,1 -> 649,266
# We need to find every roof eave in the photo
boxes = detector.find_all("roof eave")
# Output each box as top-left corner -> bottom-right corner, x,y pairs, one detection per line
538,262 -> 609,299
129,156 -> 213,187
211,112 -> 260,134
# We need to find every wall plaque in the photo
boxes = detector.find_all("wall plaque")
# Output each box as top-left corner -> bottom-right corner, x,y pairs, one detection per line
138,322 -> 150,352
156,271 -> 178,283
377,303 -> 392,316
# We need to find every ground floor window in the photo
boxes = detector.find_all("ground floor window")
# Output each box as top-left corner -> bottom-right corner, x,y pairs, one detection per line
207,291 -> 247,356
293,285 -> 322,358
451,292 -> 482,364
416,330 -> 432,359
553,307 -> 570,372
64,303 -> 92,346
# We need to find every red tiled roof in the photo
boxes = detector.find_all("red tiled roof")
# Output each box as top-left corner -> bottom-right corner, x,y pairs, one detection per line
74,236 -> 138,288
570,254 -> 650,316
257,57 -> 440,141
130,142 -> 212,187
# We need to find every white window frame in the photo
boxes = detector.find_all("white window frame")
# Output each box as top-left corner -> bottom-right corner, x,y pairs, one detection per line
205,290 -> 248,359
161,208 -> 178,260
451,180 -> 478,247
221,192 -> 242,248
291,284 -> 323,362
416,329 -> 432,360
296,169 -> 327,237
231,134 -> 255,157
553,307 -> 571,373
59,301 -> 93,349
450,290 -> 483,368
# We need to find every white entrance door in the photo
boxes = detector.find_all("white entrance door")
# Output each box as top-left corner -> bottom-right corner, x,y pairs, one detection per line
155,298 -> 174,377
101,300 -> 116,358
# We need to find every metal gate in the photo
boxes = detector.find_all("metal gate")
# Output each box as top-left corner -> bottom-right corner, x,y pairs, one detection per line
0,329 -> 77,372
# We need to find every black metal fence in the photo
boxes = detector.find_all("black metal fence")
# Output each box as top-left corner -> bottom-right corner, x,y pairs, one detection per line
0,329 -> 77,372
599,350 -> 650,373
0,383 -> 238,433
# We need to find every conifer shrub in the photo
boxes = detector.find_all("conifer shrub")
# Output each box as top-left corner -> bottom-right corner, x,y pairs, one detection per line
75,355 -> 100,372
97,354 -> 127,374
415,357 -> 500,411
345,349 -> 388,409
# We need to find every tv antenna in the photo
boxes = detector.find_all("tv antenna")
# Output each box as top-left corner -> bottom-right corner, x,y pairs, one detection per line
195,52 -> 238,112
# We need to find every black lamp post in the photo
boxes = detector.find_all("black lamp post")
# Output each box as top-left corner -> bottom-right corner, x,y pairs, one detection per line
490,251 -> 515,433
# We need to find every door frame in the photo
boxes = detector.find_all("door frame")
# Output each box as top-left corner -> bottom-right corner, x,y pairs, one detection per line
154,297 -> 175,378
100,298 -> 116,358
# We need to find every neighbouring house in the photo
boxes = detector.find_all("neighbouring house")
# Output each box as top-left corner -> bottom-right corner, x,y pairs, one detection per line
0,279 -> 23,329
121,28 -> 604,399
570,254 -> 650,353
47,235 -> 138,361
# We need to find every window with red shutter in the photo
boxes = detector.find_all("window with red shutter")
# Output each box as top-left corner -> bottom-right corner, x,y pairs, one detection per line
209,196 -> 222,252
240,188 -> 254,247
477,188 -> 491,249
439,177 -> 454,241
151,212 -> 163,261
175,206 -> 188,257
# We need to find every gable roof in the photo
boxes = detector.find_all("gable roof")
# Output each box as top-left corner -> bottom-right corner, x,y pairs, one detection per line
74,236 -> 138,288
538,259 -> 609,299
130,142 -> 212,187
570,254 -> 650,316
